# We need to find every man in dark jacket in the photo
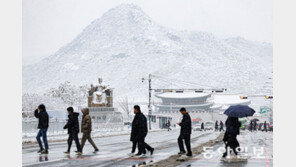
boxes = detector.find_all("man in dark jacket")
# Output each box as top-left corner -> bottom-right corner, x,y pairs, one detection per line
253,121 -> 257,131
249,121 -> 253,132
201,122 -> 205,131
80,108 -> 99,153
34,104 -> 49,154
259,123 -> 262,131
263,121 -> 267,132
129,107 -> 141,157
63,107 -> 82,155
177,107 -> 192,156
219,120 -> 224,131
129,105 -> 154,157
167,120 -> 171,131
215,121 -> 219,131
222,117 -> 241,158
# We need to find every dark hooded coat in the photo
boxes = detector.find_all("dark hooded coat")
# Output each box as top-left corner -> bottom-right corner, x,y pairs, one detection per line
64,112 -> 80,134
223,117 -> 241,149
81,108 -> 92,133
34,109 -> 49,129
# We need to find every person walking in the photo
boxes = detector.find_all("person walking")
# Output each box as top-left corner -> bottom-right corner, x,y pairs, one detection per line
80,108 -> 99,153
222,117 -> 241,159
128,137 -> 138,157
215,121 -> 219,131
34,104 -> 49,154
63,107 -> 82,155
269,124 -> 273,132
177,107 -> 192,157
263,121 -> 267,132
130,105 -> 154,157
219,120 -> 224,131
253,121 -> 257,131
201,122 -> 205,131
129,106 -> 140,157
249,121 -> 253,132
259,123 -> 262,131
167,120 -> 171,131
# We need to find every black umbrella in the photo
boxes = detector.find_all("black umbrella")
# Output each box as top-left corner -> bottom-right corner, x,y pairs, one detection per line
251,118 -> 259,122
224,105 -> 255,118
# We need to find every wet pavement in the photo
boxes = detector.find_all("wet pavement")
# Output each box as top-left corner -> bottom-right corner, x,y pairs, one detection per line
22,129 -> 221,167
178,131 -> 273,167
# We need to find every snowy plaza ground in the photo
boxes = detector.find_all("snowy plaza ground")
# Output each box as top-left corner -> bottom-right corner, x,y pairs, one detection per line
22,129 -> 272,167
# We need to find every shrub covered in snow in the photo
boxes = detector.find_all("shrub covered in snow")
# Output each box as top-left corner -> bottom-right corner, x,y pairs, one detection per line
22,81 -> 89,112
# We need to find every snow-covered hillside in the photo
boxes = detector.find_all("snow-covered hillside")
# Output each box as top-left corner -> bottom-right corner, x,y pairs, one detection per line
23,4 -> 273,102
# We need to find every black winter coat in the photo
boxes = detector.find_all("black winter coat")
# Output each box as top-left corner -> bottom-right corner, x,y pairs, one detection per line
215,121 -> 219,128
64,112 -> 80,134
34,109 -> 49,129
130,111 -> 148,141
264,122 -> 267,129
201,123 -> 204,129
220,121 -> 224,127
225,117 -> 241,135
180,113 -> 192,135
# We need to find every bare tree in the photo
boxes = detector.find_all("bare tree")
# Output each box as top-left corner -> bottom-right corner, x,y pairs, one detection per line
118,96 -> 131,118
45,81 -> 88,107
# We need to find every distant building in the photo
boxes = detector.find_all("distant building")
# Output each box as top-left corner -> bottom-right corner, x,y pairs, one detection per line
154,91 -> 214,125
155,92 -> 213,113
154,91 -> 252,125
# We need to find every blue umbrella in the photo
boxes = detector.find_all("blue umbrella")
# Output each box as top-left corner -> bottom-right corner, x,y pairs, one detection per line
224,105 -> 255,118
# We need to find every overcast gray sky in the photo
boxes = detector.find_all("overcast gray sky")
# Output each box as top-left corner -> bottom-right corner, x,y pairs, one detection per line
23,0 -> 272,65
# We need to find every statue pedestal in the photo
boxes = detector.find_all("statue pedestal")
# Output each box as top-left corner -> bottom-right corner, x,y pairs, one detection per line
88,96 -> 113,107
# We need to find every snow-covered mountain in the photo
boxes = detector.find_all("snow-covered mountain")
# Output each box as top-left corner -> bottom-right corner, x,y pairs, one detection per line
23,4 -> 273,101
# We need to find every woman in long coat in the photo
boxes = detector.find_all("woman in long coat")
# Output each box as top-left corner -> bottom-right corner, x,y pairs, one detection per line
222,117 -> 241,158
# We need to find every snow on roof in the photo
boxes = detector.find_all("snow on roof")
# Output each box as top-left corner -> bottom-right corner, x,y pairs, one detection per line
154,102 -> 214,108
155,92 -> 210,99
210,105 -> 222,109
212,94 -> 251,106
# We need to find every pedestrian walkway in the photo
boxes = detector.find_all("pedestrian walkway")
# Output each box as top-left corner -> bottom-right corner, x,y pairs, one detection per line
23,129 -> 220,167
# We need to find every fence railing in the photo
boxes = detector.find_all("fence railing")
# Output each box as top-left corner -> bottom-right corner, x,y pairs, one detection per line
22,119 -> 124,138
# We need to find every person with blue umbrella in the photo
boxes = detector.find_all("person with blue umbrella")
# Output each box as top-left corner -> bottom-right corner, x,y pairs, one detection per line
222,105 -> 255,159
224,105 -> 255,118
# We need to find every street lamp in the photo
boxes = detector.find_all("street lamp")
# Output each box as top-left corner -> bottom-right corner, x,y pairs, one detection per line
142,74 -> 152,130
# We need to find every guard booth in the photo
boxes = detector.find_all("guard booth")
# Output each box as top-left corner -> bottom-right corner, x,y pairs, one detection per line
146,114 -> 172,129
157,115 -> 172,129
